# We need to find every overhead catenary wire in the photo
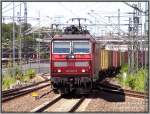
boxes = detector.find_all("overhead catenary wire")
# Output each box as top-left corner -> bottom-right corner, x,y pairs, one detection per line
2,2 -> 24,14
2,16 -> 41,23
87,12 -> 115,34
58,2 -> 79,18
89,11 -> 128,36
90,10 -> 127,35
87,13 -> 133,41
123,2 -> 146,14
23,16 -> 54,35
2,2 -> 12,9
23,15 -> 67,35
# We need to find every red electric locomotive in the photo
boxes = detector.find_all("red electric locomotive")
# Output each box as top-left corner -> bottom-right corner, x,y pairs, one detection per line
50,25 -> 98,94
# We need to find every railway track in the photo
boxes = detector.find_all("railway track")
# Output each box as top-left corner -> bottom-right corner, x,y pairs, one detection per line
31,94 -> 85,112
2,73 -> 50,94
97,82 -> 148,99
2,80 -> 50,102
40,73 -> 50,80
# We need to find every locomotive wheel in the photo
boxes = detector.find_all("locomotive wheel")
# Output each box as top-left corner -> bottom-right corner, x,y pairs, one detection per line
53,89 -> 59,94
60,88 -> 70,95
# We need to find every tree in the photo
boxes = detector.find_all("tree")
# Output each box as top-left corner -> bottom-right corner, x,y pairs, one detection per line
2,22 -> 35,59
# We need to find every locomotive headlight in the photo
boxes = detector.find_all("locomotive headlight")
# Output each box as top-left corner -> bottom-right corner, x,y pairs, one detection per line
82,69 -> 85,73
58,69 -> 61,72
71,55 -> 75,58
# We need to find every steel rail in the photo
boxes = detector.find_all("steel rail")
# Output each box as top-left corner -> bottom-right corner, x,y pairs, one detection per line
31,94 -> 85,112
2,82 -> 50,97
2,79 -> 49,95
97,83 -> 148,99
68,96 -> 85,112
2,72 -> 49,95
30,95 -> 62,112
2,83 -> 51,102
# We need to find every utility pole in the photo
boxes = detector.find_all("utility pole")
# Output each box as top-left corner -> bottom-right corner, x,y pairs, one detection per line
38,11 -> 40,73
118,9 -> 120,36
106,9 -> 121,37
137,2 -> 143,68
24,2 -> 27,30
128,17 -> 132,73
107,17 -> 111,35
13,2 -> 16,77
144,2 -> 148,69
17,3 -> 22,69
133,3 -> 141,72
125,2 -> 143,73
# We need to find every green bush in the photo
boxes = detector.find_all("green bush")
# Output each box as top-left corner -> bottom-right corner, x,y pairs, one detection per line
2,75 -> 16,90
120,64 -> 128,73
4,64 -> 23,78
21,75 -> 30,82
116,74 -> 124,85
24,68 -> 36,79
14,65 -> 24,80
127,74 -> 136,89
133,68 -> 148,92
2,65 -> 22,90
116,67 -> 148,92
2,65 -> 37,90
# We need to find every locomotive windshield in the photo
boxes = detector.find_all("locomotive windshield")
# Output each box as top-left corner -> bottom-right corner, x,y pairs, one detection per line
73,41 -> 90,53
52,41 -> 91,54
53,41 -> 70,53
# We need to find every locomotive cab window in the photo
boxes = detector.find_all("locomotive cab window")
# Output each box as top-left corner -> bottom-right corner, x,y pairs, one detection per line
73,41 -> 91,54
53,41 -> 71,54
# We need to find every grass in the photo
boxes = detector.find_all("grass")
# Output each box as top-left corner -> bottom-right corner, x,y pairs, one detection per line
2,75 -> 16,90
2,62 -> 37,90
115,65 -> 148,92
24,68 -> 36,81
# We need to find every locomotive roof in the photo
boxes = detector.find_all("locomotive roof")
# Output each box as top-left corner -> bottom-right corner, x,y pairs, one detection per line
52,34 -> 95,41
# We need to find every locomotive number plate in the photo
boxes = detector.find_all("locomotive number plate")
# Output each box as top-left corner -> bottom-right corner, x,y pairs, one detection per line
67,62 -> 74,66
66,70 -> 77,72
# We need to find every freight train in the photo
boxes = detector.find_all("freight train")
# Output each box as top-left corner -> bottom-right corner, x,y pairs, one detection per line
50,24 -> 148,94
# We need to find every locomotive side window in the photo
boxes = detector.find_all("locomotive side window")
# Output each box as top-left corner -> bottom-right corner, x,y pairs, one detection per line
73,41 -> 91,54
53,41 -> 71,54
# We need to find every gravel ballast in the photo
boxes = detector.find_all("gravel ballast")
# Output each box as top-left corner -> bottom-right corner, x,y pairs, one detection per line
2,86 -> 56,112
85,91 -> 148,112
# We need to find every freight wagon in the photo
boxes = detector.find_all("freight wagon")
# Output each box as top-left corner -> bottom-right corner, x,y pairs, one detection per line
94,46 -> 129,79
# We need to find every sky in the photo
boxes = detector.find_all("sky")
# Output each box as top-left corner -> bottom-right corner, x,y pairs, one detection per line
2,2 -> 147,36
